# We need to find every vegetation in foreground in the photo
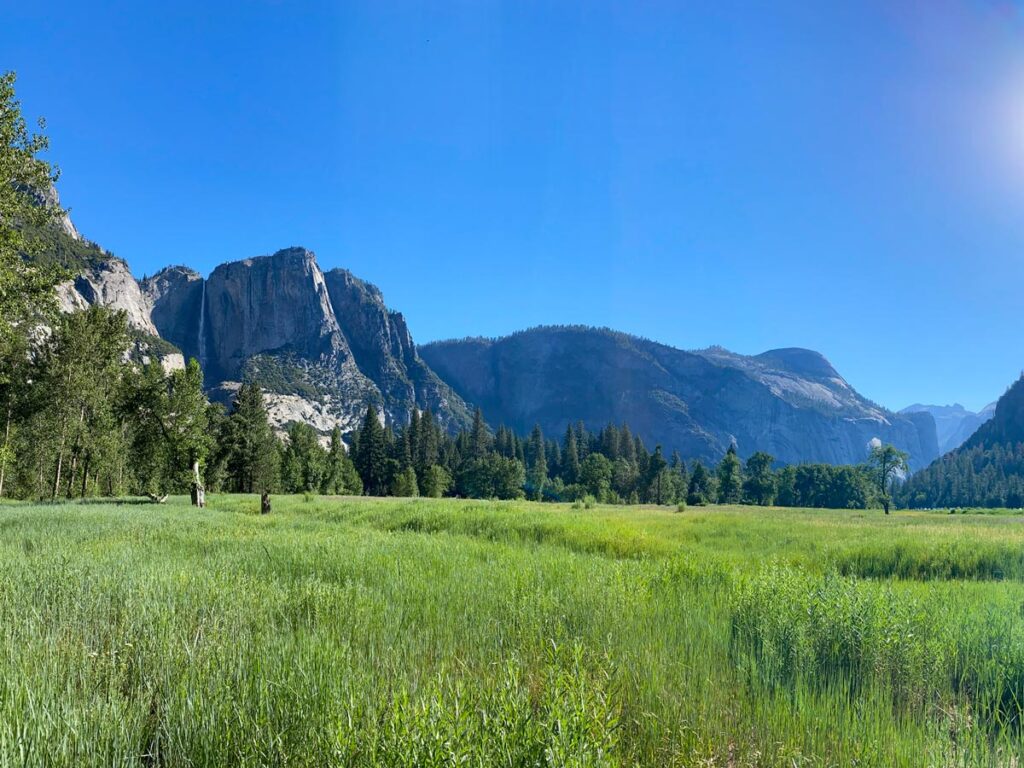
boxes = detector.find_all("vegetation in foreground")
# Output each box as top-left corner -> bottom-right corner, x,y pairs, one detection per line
4,496 -> 1024,766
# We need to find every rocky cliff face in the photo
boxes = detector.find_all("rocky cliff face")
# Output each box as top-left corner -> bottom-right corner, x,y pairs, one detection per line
420,326 -> 940,470
201,248 -> 355,383
59,256 -> 157,335
141,248 -> 472,435
899,402 -> 996,454
140,265 -> 204,361
323,268 -> 471,431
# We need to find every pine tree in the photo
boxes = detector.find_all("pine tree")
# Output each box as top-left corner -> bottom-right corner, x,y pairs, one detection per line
468,407 -> 489,459
619,425 -> 637,465
526,424 -> 547,500
225,382 -> 280,494
646,445 -> 669,504
688,460 -> 716,505
417,409 -> 440,474
562,424 -> 580,484
355,404 -> 388,495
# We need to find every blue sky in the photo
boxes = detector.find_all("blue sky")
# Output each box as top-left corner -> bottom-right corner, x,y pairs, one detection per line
4,1 -> 1024,411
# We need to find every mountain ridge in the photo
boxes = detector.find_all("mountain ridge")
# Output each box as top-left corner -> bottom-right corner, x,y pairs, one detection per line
40,194 -> 939,465
420,325 -> 939,469
899,402 -> 996,454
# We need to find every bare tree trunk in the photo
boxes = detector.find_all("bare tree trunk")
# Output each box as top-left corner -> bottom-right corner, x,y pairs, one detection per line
52,450 -> 64,501
190,460 -> 205,508
80,456 -> 90,499
0,406 -> 12,499
66,452 -> 78,500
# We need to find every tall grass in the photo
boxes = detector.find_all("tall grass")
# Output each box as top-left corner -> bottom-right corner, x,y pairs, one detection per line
1,497 -> 1023,765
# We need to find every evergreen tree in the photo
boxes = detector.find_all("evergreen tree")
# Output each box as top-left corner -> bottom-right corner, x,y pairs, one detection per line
417,409 -> 440,473
716,445 -> 743,504
646,445 -> 669,504
225,382 -> 280,494
322,426 -> 362,495
562,424 -> 580,484
575,421 -> 589,461
355,404 -> 389,495
0,72 -> 66,353
600,424 -> 620,461
468,407 -> 489,459
526,424 -> 547,500
283,422 -> 327,493
688,460 -> 716,505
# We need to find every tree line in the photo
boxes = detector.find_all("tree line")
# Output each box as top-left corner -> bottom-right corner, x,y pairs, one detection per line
897,442 -> 1024,509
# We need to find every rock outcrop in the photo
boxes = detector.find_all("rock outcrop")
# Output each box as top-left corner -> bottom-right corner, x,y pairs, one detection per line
420,326 -> 940,470
60,256 -> 157,335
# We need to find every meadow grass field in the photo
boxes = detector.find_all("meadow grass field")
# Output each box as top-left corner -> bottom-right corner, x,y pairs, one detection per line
3,496 -> 1024,766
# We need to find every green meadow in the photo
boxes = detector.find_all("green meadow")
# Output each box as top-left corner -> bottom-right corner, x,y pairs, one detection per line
3,497 -> 1024,766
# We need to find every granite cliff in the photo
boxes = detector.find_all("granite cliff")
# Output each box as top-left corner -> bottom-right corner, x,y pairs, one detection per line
420,326 -> 940,470
141,248 -> 472,434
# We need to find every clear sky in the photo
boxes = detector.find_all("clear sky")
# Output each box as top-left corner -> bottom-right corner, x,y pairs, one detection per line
4,1 -> 1023,412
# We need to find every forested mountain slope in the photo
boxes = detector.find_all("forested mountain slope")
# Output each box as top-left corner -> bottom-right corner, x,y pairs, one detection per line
900,376 -> 1024,508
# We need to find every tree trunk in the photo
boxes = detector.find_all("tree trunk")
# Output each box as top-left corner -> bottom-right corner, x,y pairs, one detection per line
66,407 -> 86,499
0,406 -> 11,499
190,460 -> 205,508
52,450 -> 64,501
80,456 -> 90,499
51,410 -> 73,501
66,451 -> 78,500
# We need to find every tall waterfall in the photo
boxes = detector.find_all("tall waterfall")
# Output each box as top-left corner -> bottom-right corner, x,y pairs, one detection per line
197,280 -> 207,368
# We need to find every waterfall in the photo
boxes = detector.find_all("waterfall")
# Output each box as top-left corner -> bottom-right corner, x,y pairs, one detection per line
197,279 -> 207,368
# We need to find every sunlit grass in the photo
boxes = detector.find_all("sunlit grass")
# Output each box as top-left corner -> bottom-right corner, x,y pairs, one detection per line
2,496 -> 1024,765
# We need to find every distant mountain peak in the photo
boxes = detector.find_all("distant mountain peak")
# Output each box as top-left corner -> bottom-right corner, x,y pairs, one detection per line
753,348 -> 841,380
